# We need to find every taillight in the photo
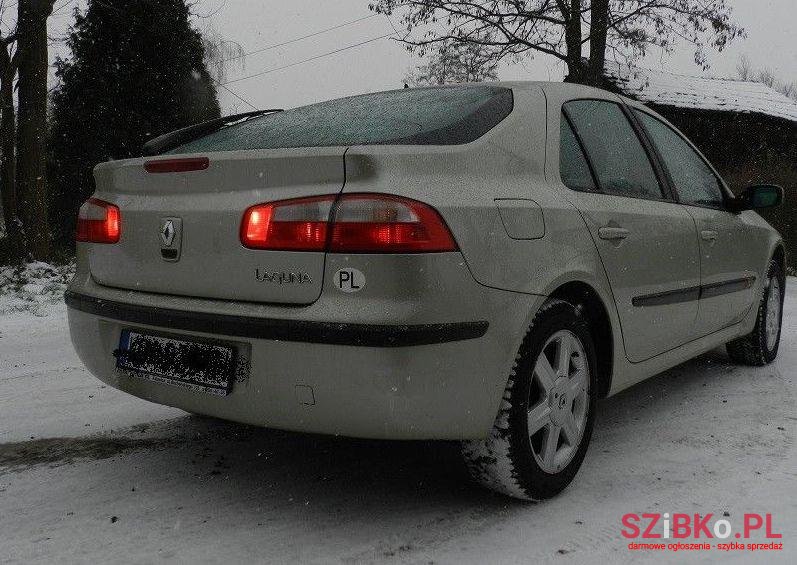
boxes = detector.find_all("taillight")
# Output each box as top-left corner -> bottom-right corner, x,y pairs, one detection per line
240,194 -> 457,253
329,194 -> 457,253
241,196 -> 335,251
76,198 -> 121,243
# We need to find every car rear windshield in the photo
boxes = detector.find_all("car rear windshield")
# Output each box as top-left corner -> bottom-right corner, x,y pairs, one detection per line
171,86 -> 514,153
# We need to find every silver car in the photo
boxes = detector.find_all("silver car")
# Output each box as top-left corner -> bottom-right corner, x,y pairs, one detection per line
66,82 -> 786,500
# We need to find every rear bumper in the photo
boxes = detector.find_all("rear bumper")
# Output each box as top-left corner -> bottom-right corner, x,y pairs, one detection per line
64,291 -> 488,347
66,253 -> 545,440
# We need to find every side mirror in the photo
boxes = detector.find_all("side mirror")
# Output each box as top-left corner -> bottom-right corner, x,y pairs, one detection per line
731,184 -> 784,212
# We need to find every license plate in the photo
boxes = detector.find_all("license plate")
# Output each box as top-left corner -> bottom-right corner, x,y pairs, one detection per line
116,330 -> 236,396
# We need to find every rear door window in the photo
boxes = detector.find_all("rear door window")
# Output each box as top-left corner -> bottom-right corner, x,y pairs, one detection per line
634,110 -> 725,208
172,86 -> 514,153
564,100 -> 664,200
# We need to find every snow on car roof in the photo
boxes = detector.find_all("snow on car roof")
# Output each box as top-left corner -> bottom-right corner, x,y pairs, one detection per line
607,65 -> 797,124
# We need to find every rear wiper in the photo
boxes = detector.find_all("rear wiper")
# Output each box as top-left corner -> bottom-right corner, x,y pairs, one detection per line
142,109 -> 283,156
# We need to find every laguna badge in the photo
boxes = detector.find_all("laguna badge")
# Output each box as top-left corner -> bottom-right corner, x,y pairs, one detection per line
255,269 -> 313,285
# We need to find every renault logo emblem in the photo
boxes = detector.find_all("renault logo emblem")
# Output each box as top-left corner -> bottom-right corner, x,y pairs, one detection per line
161,220 -> 176,246
159,217 -> 182,262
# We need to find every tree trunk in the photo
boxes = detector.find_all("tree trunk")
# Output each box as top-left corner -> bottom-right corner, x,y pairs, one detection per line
15,0 -> 54,261
562,0 -> 586,84
587,0 -> 609,87
0,42 -> 23,260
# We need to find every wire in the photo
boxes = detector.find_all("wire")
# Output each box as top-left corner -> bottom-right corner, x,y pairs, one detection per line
52,0 -> 76,15
222,13 -> 379,63
222,32 -> 396,86
384,13 -> 401,37
217,83 -> 259,111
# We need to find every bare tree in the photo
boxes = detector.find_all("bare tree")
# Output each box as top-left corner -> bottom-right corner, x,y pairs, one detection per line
737,55 -> 797,102
757,68 -> 776,89
406,42 -> 499,86
14,0 -> 55,260
0,1 -> 22,259
201,27 -> 246,85
736,55 -> 754,82
370,1 -> 744,87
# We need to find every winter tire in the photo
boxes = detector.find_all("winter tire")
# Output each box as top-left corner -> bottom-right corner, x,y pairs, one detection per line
726,259 -> 785,366
462,299 -> 598,501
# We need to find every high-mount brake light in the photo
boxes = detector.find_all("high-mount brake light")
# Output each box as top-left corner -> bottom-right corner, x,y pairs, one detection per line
144,157 -> 210,173
240,194 -> 457,253
76,198 -> 121,244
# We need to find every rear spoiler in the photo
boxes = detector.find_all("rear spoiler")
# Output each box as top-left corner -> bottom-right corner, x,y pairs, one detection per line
142,109 -> 283,156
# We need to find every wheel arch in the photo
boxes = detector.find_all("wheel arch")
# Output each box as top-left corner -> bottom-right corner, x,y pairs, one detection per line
549,281 -> 614,398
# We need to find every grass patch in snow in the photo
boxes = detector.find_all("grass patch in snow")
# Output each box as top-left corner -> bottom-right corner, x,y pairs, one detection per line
0,261 -> 75,316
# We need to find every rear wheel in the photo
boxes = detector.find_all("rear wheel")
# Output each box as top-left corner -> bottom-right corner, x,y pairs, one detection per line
462,299 -> 598,500
726,260 -> 785,366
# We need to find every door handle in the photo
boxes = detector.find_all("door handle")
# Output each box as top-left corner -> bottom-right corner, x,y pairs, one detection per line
598,227 -> 630,240
701,230 -> 718,242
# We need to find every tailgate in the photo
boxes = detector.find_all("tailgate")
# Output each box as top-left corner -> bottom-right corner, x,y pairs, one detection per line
87,147 -> 346,304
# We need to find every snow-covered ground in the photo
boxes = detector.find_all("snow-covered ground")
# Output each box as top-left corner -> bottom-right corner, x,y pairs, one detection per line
0,278 -> 795,564
0,262 -> 75,317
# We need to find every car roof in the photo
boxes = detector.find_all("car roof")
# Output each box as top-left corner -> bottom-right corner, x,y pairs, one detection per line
410,80 -> 634,105
490,80 -> 627,100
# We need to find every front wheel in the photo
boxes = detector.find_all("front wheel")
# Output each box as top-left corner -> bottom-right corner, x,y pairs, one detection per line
462,299 -> 598,501
726,260 -> 785,366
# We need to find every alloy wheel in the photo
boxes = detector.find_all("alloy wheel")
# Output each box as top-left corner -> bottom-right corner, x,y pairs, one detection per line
527,330 -> 590,474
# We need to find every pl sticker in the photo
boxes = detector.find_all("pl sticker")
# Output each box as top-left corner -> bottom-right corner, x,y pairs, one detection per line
334,268 -> 366,293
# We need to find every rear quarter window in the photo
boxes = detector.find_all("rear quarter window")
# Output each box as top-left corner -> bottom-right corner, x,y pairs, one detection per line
560,115 -> 597,192
172,86 -> 514,153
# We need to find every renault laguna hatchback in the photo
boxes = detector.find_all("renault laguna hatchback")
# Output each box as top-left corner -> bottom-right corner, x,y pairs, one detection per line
66,83 -> 786,500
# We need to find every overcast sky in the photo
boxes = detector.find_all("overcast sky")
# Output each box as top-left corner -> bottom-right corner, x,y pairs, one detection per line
46,0 -> 797,114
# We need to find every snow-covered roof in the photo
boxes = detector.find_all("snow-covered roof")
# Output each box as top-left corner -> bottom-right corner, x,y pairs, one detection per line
608,66 -> 797,124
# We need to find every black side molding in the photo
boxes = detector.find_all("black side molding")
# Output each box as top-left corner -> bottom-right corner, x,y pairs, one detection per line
632,276 -> 756,307
631,285 -> 700,307
64,291 -> 488,347
700,276 -> 757,299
